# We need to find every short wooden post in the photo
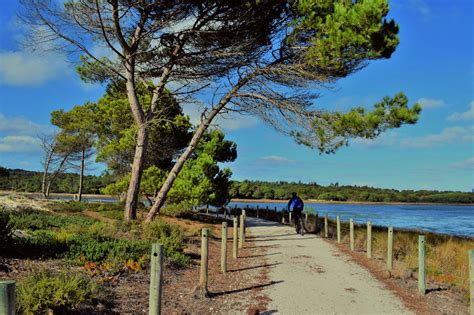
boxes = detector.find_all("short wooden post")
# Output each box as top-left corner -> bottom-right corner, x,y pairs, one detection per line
367,221 -> 372,259
233,217 -> 238,259
221,222 -> 227,273
149,243 -> 164,315
239,214 -> 245,249
0,280 -> 15,315
257,205 -> 259,218
242,210 -> 246,238
324,214 -> 328,238
198,228 -> 209,297
469,249 -> 473,315
418,235 -> 426,295
336,216 -> 341,243
349,219 -> 354,251
282,216 -> 286,224
305,212 -> 308,224
289,212 -> 292,224
206,204 -> 209,214
387,226 -> 393,271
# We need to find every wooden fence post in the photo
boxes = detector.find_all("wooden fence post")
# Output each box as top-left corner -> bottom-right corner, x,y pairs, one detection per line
387,226 -> 394,272
256,205 -> 259,218
367,221 -> 372,259
289,212 -> 292,224
418,235 -> 426,295
349,219 -> 354,250
197,228 -> 210,297
239,214 -> 245,249
149,243 -> 164,315
206,204 -> 209,214
469,249 -> 473,315
233,217 -> 238,258
305,212 -> 308,224
324,214 -> 328,238
221,222 -> 227,273
336,216 -> 341,243
0,280 -> 15,315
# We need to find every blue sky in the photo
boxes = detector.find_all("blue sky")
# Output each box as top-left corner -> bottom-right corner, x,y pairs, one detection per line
0,0 -> 473,192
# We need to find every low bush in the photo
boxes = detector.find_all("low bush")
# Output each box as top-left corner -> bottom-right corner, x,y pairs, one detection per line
0,210 -> 13,249
66,235 -> 150,268
143,219 -> 191,267
8,209 -> 97,231
16,269 -> 100,314
160,203 -> 193,217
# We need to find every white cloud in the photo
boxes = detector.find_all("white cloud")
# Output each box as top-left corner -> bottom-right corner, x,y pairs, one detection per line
408,0 -> 431,17
400,126 -> 474,148
259,155 -> 295,164
451,157 -> 474,170
0,113 -> 54,135
447,101 -> 474,121
0,50 -> 69,86
0,135 -> 41,153
352,132 -> 398,148
417,98 -> 445,109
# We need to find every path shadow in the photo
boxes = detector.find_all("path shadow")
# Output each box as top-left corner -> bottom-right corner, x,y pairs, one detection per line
247,234 -> 294,239
210,280 -> 284,297
246,218 -> 283,228
239,252 -> 282,259
227,262 -> 281,272
244,244 -> 280,249
426,286 -> 449,293
253,236 -> 318,242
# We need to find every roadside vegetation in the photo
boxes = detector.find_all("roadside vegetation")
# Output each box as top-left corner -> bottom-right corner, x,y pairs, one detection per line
305,215 -> 474,302
0,201 -> 194,313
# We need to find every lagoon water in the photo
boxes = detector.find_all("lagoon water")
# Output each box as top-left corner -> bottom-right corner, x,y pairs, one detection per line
50,195 -> 474,237
229,201 -> 474,237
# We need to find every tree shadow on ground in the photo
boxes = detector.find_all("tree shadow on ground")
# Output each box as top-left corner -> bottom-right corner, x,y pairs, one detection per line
239,252 -> 282,259
210,280 -> 284,297
252,236 -> 318,242
227,262 -> 281,273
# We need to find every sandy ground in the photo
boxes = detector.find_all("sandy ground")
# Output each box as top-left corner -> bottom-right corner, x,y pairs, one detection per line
246,217 -> 413,315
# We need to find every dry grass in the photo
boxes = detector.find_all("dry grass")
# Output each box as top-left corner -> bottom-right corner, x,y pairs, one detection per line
340,224 -> 474,300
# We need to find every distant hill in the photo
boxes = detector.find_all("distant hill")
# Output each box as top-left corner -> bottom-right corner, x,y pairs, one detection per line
230,180 -> 474,204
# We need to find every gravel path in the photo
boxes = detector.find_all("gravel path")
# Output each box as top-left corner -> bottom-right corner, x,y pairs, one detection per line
246,217 -> 413,315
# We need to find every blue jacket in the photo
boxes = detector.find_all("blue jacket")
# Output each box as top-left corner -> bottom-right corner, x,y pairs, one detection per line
288,196 -> 304,212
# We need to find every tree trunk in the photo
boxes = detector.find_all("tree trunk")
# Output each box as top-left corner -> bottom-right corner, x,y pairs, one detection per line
123,57 -> 148,221
124,124 -> 148,220
145,76 -> 251,222
77,147 -> 85,202
42,149 -> 53,198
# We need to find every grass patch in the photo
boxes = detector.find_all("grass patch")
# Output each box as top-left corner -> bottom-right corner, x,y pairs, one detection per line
16,269 -> 101,315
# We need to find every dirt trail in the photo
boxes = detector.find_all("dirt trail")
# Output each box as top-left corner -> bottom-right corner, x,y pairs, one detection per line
246,217 -> 413,315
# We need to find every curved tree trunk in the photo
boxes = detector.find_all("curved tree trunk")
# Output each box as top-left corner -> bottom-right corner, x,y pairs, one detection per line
145,76 -> 251,222
124,124 -> 148,220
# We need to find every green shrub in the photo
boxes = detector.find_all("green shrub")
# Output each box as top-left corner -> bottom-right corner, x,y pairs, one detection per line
143,220 -> 190,267
160,203 -> 192,217
16,269 -> 99,314
66,235 -> 150,267
9,209 -> 97,231
0,210 -> 13,249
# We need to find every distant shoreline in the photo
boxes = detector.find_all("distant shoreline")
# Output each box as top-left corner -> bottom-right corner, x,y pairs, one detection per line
231,198 -> 474,206
1,191 -> 472,206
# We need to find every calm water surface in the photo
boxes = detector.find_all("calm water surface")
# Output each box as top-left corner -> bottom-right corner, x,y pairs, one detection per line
229,201 -> 474,237
50,196 -> 473,237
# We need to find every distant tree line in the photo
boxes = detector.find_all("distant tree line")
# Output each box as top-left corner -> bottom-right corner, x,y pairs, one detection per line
0,167 -> 113,195
229,180 -> 474,204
